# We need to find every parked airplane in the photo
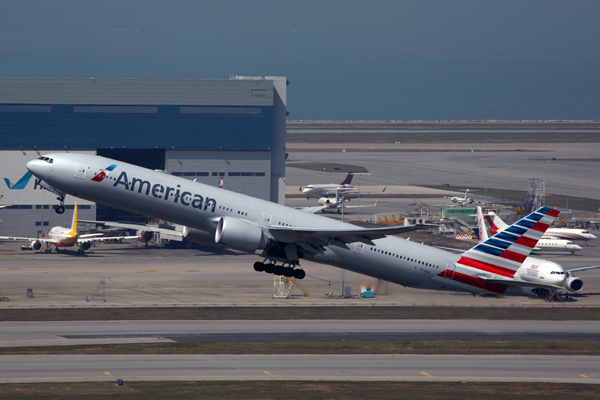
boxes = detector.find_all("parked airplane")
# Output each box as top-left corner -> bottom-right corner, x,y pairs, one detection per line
474,207 -> 582,255
446,189 -> 477,206
26,153 -> 600,296
301,191 -> 377,214
0,203 -> 137,253
484,211 -> 597,245
301,172 -> 355,198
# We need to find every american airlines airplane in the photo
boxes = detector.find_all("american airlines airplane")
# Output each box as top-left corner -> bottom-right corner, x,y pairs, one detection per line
25,153 -> 600,296
301,172 -> 355,198
484,212 -> 597,245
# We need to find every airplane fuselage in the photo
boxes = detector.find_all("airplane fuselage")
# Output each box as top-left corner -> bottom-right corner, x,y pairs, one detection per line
27,153 -> 568,296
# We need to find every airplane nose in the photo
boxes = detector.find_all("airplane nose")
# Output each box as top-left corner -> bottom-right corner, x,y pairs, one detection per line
26,159 -> 40,175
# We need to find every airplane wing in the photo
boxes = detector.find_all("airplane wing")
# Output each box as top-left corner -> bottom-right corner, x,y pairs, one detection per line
80,220 -> 182,236
477,274 -> 565,291
266,224 -> 433,250
0,236 -> 56,244
79,233 -> 105,238
341,201 -> 377,209
78,235 -> 139,243
565,265 -> 600,273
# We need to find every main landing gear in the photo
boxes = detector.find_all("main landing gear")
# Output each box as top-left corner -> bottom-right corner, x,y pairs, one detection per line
55,196 -> 65,214
253,261 -> 306,280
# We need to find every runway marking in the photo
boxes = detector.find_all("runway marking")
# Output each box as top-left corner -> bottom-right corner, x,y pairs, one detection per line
579,373 -> 590,379
119,356 -> 125,359
263,371 -> 273,376
50,335 -> 64,339
145,270 -> 158,273
409,166 -> 417,173
420,371 -> 433,377
103,371 -> 113,376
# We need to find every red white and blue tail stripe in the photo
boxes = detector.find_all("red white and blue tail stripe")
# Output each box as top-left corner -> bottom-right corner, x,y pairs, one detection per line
457,206 -> 560,278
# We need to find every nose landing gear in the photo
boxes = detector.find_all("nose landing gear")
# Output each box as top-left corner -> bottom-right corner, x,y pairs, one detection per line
55,196 -> 65,214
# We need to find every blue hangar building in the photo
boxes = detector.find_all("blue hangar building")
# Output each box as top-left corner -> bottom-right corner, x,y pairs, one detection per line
0,76 -> 288,237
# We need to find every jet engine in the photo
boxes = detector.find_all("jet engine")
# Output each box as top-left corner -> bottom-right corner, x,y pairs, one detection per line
30,240 -> 42,250
182,226 -> 225,248
215,217 -> 268,253
79,242 -> 91,251
566,276 -> 584,292
138,230 -> 153,242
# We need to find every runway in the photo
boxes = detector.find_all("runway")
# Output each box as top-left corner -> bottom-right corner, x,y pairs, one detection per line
1,320 -> 599,347
1,354 -> 598,383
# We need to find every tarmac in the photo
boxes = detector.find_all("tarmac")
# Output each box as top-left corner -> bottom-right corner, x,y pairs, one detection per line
1,239 -> 599,308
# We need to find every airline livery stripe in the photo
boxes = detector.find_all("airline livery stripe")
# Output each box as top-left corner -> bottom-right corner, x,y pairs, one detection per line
516,219 -> 536,229
506,226 -> 527,236
527,213 -> 545,222
457,256 -> 516,278
531,222 -> 550,232
473,244 -> 503,257
514,235 -> 537,248
546,208 -> 560,217
499,249 -> 526,263
440,270 -> 508,294
485,238 -> 513,250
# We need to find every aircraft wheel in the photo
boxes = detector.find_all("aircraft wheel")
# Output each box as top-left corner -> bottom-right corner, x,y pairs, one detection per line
293,269 -> 306,280
264,264 -> 275,274
55,205 -> 65,214
273,265 -> 285,276
283,267 -> 294,277
253,262 -> 265,272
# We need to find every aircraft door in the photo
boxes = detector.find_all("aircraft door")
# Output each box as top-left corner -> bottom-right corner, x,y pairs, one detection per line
74,163 -> 87,180
353,242 -> 364,255
261,212 -> 272,226
443,262 -> 456,279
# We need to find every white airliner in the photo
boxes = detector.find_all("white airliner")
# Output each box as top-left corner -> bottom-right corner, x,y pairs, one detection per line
0,203 -> 136,253
301,191 -> 376,214
301,172 -> 355,198
474,207 -> 582,255
484,212 -> 597,245
446,189 -> 476,206
25,153 -> 600,296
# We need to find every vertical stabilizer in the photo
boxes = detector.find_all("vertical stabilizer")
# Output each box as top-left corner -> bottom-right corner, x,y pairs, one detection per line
476,206 -> 489,242
340,172 -> 354,186
457,207 -> 559,279
483,211 -> 509,234
70,203 -> 78,235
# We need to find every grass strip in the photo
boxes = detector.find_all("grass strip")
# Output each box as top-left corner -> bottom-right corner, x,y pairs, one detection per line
1,340 -> 599,356
1,306 -> 598,322
0,381 -> 598,400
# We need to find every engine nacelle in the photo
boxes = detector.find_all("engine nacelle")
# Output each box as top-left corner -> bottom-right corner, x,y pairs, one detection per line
566,277 -> 584,292
30,240 -> 42,250
182,226 -> 225,248
137,230 -> 153,242
215,217 -> 267,253
79,242 -> 91,251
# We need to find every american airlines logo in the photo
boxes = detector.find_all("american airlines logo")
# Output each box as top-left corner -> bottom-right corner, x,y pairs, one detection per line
107,170 -> 218,213
91,164 -> 117,182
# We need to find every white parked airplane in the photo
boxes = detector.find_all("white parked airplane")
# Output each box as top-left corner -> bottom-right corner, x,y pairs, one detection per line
0,203 -> 136,253
301,191 -> 377,214
446,189 -> 477,206
301,172 -> 355,198
484,211 -> 597,245
26,153 -> 600,296
474,207 -> 582,255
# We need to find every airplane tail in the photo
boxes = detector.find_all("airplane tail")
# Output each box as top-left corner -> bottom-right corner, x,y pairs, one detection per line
457,207 -> 559,279
340,172 -> 354,185
70,203 -> 78,235
483,211 -> 509,234
476,206 -> 489,243
218,176 -> 224,189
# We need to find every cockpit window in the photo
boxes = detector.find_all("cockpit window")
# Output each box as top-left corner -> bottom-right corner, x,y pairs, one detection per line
38,157 -> 54,164
48,158 -> 53,163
